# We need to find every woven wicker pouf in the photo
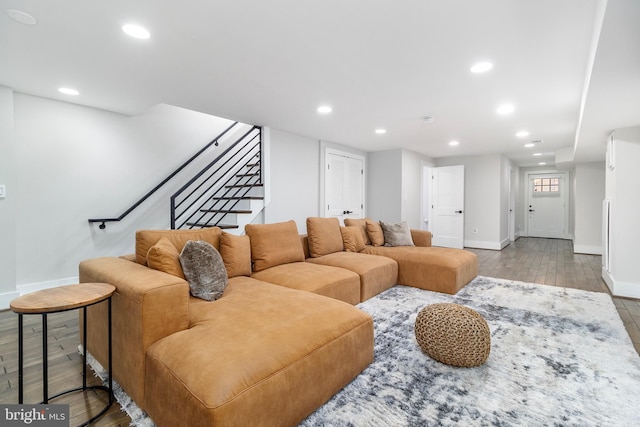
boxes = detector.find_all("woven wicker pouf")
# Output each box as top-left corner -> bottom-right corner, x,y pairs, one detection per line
414,303 -> 490,367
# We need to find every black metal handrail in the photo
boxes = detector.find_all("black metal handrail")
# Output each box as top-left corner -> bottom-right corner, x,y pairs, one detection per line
171,127 -> 261,229
88,121 -> 240,229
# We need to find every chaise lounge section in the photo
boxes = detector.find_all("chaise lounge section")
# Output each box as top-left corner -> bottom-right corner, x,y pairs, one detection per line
345,218 -> 478,294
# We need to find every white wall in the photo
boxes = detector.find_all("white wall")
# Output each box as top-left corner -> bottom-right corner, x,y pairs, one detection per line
499,155 -> 514,247
603,126 -> 640,298
4,94 -> 239,304
367,150 -> 402,222
265,129 -> 320,233
436,154 -> 503,249
366,149 -> 433,228
402,150 -> 431,229
574,162 -> 605,254
0,87 -> 17,306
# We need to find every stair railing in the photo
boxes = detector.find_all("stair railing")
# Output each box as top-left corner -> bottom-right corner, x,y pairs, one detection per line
171,126 -> 262,229
88,122 -> 240,229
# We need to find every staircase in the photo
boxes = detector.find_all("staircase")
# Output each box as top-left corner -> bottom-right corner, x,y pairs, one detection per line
171,125 -> 264,231
89,121 -> 264,233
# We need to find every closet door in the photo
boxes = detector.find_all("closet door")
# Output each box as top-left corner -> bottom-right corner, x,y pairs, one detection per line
325,150 -> 364,222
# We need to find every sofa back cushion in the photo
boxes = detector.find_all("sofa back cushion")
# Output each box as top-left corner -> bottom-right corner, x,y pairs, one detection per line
245,220 -> 305,272
306,217 -> 344,257
343,218 -> 371,245
340,226 -> 366,252
219,232 -> 252,278
135,228 -> 222,265
146,237 -> 185,279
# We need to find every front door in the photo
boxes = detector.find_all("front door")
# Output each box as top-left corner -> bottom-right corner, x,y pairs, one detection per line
526,173 -> 567,238
325,150 -> 364,221
431,165 -> 465,248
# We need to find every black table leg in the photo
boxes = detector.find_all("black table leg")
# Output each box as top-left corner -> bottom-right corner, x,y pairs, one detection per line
108,297 -> 113,402
82,307 -> 87,390
18,313 -> 23,404
42,313 -> 48,404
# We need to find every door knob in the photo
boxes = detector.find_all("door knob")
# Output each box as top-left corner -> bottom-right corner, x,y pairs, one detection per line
455,210 -> 463,214
529,209 -> 535,212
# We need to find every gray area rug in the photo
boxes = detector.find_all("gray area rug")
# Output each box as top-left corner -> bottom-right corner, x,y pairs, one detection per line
89,276 -> 640,426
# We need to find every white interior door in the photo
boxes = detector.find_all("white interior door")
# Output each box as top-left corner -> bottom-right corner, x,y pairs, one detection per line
526,173 -> 566,238
431,165 -> 465,248
325,151 -> 364,221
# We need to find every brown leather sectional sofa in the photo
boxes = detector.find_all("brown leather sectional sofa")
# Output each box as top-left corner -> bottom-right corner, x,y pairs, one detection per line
79,217 -> 477,426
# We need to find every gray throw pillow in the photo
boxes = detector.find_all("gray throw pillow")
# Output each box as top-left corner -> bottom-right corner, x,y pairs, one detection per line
179,240 -> 228,301
380,221 -> 415,247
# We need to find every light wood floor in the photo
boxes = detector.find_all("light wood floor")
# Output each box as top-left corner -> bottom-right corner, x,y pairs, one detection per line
0,237 -> 638,426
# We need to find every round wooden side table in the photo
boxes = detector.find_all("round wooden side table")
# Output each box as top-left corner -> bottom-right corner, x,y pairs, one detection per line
10,282 -> 116,426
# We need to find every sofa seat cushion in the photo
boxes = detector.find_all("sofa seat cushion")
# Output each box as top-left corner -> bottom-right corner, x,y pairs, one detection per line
306,252 -> 398,302
251,262 -> 361,305
145,280 -> 373,427
361,246 -> 478,294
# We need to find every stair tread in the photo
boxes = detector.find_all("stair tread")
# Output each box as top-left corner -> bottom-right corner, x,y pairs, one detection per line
211,196 -> 264,200
200,209 -> 252,214
186,222 -> 239,229
225,183 -> 264,188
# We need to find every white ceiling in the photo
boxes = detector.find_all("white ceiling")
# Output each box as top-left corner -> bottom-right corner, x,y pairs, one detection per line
1,0 -> 638,167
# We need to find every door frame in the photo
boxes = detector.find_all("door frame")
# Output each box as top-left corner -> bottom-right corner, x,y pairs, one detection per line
320,146 -> 366,219
523,170 -> 570,239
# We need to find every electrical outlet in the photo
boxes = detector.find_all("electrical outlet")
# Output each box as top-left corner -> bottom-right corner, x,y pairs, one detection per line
0,185 -> 5,199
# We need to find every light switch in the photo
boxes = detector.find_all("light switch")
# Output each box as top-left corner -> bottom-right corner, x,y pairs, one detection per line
0,185 -> 5,199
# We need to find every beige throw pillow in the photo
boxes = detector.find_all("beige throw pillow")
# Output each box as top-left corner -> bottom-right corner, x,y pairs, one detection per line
380,220 -> 415,247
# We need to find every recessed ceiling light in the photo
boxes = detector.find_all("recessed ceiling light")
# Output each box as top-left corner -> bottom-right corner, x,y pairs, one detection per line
524,143 -> 535,148
122,24 -> 150,39
58,87 -> 79,96
533,153 -> 542,156
6,9 -> 37,25
375,129 -> 386,134
538,162 -> 547,166
516,131 -> 530,138
470,62 -> 493,73
449,140 -> 460,146
317,105 -> 332,114
497,104 -> 515,115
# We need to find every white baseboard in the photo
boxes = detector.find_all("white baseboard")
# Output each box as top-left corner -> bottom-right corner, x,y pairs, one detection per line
601,268 -> 640,299
0,290 -> 20,310
17,276 -> 79,296
574,245 -> 602,255
464,240 -> 503,250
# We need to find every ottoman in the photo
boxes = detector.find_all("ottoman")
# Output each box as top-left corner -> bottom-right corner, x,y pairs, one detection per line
414,303 -> 490,367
